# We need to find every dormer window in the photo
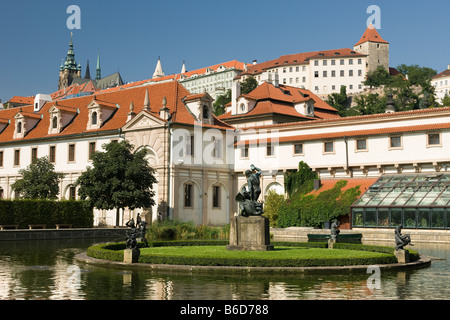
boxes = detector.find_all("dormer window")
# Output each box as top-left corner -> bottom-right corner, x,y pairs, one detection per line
48,104 -> 78,134
17,121 -> 22,134
52,116 -> 58,129
86,99 -> 117,130
91,111 -> 98,125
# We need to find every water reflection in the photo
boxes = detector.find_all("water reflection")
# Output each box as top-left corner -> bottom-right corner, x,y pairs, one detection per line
0,239 -> 448,300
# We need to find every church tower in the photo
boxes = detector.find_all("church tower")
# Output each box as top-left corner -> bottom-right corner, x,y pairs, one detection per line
58,33 -> 82,90
353,24 -> 389,73
96,52 -> 102,80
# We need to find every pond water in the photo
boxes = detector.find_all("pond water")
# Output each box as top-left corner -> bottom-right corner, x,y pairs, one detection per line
0,238 -> 449,300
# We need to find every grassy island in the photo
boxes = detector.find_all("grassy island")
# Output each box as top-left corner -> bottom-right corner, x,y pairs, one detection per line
86,240 -> 420,268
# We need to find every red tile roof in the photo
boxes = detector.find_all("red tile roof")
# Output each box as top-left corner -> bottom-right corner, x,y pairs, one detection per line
308,178 -> 378,196
237,48 -> 366,79
236,121 -> 450,146
354,25 -> 389,46
7,96 -> 34,105
219,82 -> 339,121
0,81 -> 232,144
433,68 -> 450,80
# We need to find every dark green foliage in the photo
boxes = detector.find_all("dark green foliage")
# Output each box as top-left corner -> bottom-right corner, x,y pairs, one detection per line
146,220 -> 230,240
278,180 -> 361,228
364,66 -> 392,88
240,76 -> 258,95
213,89 -> 231,116
11,157 -> 65,200
86,241 -> 409,267
76,140 -> 157,226
0,199 -> 93,228
326,85 -> 351,117
284,161 -> 317,197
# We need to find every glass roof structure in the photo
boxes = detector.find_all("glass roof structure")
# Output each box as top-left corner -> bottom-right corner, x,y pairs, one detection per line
353,173 -> 450,208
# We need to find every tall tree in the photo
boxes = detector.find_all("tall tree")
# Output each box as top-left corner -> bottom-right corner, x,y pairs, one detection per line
240,76 -> 258,95
76,140 -> 157,226
11,157 -> 65,200
326,85 -> 351,116
213,89 -> 231,116
364,66 -> 392,88
396,64 -> 437,87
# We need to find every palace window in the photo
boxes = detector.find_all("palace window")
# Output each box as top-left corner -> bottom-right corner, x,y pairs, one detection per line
68,144 -> 76,162
427,133 -> 441,146
14,149 -> 20,166
323,141 -> 334,153
293,143 -> 304,155
31,148 -> 38,163
389,136 -> 402,149
213,185 -> 220,208
184,183 -> 193,208
49,146 -> 56,163
356,138 -> 367,151
88,142 -> 96,159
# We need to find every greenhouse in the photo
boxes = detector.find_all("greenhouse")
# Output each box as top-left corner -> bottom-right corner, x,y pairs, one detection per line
351,173 -> 450,229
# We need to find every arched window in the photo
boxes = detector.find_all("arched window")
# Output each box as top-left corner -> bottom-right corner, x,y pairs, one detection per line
91,111 -> 98,125
17,121 -> 22,134
202,105 -> 209,119
52,116 -> 58,129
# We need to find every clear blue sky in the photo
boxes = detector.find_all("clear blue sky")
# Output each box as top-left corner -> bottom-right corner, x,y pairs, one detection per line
1,0 -> 449,102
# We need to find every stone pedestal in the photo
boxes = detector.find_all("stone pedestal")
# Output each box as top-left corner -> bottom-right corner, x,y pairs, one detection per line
226,215 -> 274,251
124,247 -> 140,263
394,249 -> 410,263
328,239 -> 335,249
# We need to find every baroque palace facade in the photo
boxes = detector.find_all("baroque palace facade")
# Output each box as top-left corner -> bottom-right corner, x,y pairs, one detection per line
2,25 -> 450,228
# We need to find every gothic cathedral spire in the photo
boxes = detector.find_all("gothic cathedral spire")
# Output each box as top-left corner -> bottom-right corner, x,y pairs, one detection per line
96,52 -> 102,81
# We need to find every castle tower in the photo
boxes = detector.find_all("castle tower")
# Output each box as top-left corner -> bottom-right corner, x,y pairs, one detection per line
153,57 -> 165,79
58,33 -> 81,90
96,52 -> 102,81
353,24 -> 389,73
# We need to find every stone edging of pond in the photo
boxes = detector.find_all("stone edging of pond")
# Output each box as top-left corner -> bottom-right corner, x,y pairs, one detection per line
75,252 -> 431,274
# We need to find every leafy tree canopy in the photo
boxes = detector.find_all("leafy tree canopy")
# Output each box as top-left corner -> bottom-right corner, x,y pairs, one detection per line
11,157 -> 65,200
212,89 -> 231,116
396,64 -> 437,87
240,76 -> 258,95
76,140 -> 157,225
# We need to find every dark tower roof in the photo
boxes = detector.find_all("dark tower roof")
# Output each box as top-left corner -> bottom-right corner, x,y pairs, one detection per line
85,60 -> 91,80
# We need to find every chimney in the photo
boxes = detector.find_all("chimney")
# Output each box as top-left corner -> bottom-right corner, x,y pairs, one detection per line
448,65 -> 450,70
231,80 -> 241,115
34,94 -> 52,112
253,60 -> 257,65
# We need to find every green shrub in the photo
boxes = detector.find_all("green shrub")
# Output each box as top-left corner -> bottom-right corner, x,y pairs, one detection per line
0,199 -> 93,228
87,241 -> 410,267
146,220 -> 229,241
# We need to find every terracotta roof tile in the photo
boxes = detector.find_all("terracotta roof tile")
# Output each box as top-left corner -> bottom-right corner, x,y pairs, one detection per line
354,24 -> 389,46
0,81 -> 231,144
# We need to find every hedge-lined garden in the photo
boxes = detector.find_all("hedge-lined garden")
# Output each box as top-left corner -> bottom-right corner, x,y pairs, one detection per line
86,240 -> 419,267
0,199 -> 93,228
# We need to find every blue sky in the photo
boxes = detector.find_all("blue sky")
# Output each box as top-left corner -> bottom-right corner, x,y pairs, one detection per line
1,0 -> 449,102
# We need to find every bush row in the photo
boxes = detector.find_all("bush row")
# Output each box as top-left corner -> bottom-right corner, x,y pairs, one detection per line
87,241 -> 412,267
146,220 -> 230,240
0,199 -> 93,228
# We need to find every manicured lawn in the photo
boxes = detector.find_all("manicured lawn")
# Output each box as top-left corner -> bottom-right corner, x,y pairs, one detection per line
137,245 -> 395,267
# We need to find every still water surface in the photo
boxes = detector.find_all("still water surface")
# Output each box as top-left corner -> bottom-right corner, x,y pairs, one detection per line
0,238 -> 449,300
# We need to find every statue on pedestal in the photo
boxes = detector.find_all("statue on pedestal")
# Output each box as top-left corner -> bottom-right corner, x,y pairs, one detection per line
395,224 -> 413,251
237,165 -> 263,217
330,219 -> 340,241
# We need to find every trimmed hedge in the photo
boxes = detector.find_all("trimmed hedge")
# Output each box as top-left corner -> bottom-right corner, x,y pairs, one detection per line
0,199 -> 93,228
86,240 -> 417,267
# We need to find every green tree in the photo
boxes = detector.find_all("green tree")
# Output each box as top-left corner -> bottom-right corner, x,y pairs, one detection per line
326,85 -> 351,116
76,140 -> 157,226
284,161 -> 317,198
213,89 -> 231,116
442,94 -> 450,107
11,157 -> 65,200
262,190 -> 285,227
353,92 -> 387,115
364,66 -> 392,88
240,76 -> 258,95
396,64 -> 437,87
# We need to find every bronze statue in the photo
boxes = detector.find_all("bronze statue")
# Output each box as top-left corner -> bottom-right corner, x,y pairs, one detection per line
395,224 -> 413,250
237,165 -> 263,216
245,164 -> 262,202
125,218 -> 138,249
330,219 -> 340,241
